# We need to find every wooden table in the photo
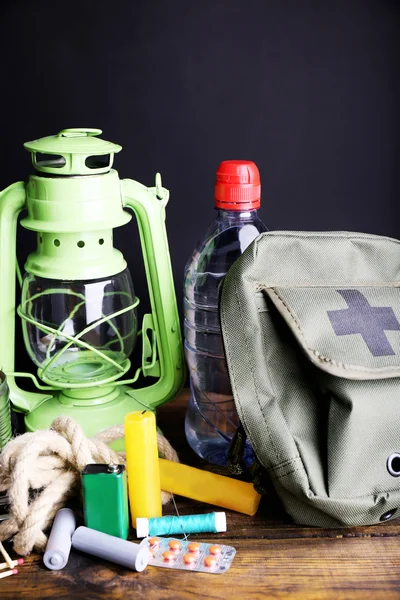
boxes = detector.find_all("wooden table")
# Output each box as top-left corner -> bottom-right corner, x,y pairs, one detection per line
2,390 -> 400,599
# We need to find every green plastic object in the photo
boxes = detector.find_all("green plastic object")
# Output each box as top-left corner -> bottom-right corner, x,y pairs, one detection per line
0,128 -> 185,445
82,464 -> 129,539
0,371 -> 12,449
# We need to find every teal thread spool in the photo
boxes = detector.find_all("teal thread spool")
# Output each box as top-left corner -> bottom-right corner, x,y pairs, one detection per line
135,512 -> 226,538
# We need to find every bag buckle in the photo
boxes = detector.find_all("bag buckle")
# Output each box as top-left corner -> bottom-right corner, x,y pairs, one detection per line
249,460 -> 270,495
227,425 -> 247,475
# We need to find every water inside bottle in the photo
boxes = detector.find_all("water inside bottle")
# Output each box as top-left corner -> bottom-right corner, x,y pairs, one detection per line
184,207 -> 267,467
184,379 -> 255,467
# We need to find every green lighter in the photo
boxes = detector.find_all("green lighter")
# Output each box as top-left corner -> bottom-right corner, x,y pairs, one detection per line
81,464 -> 129,539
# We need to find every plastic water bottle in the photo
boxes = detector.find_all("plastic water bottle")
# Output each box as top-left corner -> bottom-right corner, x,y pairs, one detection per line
184,161 -> 267,467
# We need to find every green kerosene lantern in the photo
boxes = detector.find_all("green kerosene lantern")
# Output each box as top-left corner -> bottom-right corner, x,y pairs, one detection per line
0,128 -> 184,446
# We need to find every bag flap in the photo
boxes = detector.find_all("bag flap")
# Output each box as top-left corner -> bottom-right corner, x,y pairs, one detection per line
263,286 -> 400,380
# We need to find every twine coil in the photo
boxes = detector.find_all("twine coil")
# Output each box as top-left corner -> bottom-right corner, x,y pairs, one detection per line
0,416 -> 179,556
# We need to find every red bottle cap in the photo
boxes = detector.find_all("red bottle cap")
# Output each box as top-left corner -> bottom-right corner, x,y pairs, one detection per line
214,160 -> 261,211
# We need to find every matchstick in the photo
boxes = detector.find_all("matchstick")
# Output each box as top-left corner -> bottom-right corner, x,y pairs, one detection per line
0,558 -> 23,570
0,568 -> 18,579
0,541 -> 14,569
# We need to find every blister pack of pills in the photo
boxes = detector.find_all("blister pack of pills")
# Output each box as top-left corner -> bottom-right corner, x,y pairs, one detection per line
139,537 -> 236,574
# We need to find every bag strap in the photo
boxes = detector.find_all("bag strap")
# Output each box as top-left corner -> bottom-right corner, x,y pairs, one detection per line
227,425 -> 247,475
227,426 -> 271,494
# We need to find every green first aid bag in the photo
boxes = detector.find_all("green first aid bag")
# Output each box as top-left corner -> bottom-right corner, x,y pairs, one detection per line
220,231 -> 400,527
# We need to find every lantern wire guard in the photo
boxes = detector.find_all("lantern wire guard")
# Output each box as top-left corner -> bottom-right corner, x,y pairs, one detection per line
17,291 -> 140,388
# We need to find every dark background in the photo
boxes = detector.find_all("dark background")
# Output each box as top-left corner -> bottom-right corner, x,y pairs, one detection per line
0,0 -> 399,370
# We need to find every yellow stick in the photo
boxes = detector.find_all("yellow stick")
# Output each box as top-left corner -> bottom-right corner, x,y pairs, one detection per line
0,542 -> 13,569
125,411 -> 162,523
0,568 -> 17,579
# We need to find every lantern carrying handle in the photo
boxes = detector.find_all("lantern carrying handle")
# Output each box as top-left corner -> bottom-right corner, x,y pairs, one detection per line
121,175 -> 185,409
0,182 -> 54,414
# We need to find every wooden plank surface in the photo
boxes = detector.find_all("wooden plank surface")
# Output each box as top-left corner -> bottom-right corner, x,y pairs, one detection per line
2,389 -> 400,600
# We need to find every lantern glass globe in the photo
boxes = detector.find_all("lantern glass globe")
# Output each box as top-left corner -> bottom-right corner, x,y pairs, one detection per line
20,267 -> 137,386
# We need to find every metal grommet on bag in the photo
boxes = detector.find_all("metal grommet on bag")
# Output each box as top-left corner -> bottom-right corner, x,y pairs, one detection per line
379,509 -> 397,522
386,453 -> 400,477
